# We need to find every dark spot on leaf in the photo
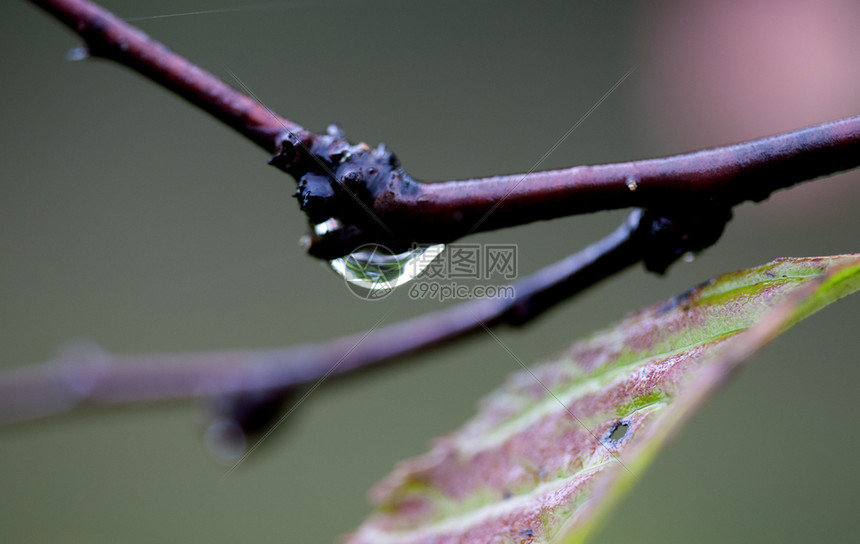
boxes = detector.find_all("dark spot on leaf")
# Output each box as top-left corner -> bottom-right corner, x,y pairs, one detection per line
503,490 -> 513,500
657,287 -> 696,315
519,528 -> 534,537
656,277 -> 714,314
603,420 -> 631,446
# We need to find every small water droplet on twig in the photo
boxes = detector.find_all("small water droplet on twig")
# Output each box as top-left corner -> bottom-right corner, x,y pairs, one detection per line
625,177 -> 638,192
327,241 -> 446,296
66,46 -> 89,61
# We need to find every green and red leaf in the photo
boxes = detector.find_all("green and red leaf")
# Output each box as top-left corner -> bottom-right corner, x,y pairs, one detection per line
347,254 -> 860,544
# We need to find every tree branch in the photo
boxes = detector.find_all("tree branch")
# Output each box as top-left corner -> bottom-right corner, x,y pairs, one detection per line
30,0 -> 305,153
302,116 -> 860,258
29,0 -> 860,261
0,211 -> 658,426
17,0 -> 857,435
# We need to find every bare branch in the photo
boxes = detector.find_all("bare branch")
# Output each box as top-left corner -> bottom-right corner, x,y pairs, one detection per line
0,211 -> 656,426
16,0 -> 856,432
29,0 -> 860,261
303,116 -> 860,258
30,0 -> 304,153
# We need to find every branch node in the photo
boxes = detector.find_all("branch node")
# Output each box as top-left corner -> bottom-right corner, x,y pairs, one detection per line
269,126 -> 417,254
638,205 -> 733,274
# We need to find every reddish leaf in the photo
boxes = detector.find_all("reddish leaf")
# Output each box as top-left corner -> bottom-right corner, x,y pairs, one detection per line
347,254 -> 860,544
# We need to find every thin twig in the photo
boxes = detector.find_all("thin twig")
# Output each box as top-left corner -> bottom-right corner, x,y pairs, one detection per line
30,0 -> 304,153
306,115 -> 860,258
0,212 -> 646,426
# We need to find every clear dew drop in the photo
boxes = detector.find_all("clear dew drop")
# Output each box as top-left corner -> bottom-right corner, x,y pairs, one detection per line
329,243 -> 446,291
66,46 -> 89,62
625,177 -> 638,192
204,417 -> 247,464
311,219 -> 445,291
683,251 -> 696,263
313,218 -> 342,236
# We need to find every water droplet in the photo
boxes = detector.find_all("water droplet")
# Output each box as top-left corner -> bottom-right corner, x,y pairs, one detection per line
683,251 -> 696,263
625,177 -> 638,192
313,218 -> 342,236
66,46 -> 89,62
330,243 -> 446,291
205,417 -> 246,464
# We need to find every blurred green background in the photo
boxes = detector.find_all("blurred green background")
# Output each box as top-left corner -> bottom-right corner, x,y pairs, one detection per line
1,0 -> 858,542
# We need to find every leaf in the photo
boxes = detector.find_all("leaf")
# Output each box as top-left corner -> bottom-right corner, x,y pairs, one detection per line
345,254 -> 860,544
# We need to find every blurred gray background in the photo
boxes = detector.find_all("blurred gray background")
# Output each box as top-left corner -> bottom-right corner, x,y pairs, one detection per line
1,0 -> 858,542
